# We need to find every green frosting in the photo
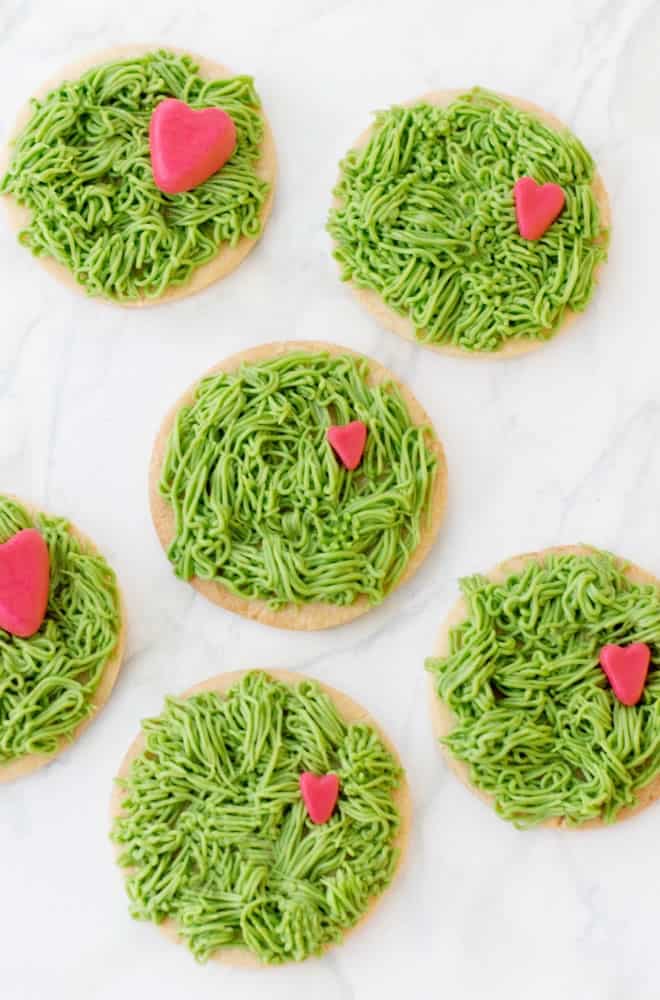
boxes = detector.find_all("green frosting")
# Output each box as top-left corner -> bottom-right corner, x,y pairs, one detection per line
0,50 -> 270,302
328,88 -> 608,352
159,350 -> 438,609
426,550 -> 660,827
0,495 -> 121,763
112,671 -> 402,963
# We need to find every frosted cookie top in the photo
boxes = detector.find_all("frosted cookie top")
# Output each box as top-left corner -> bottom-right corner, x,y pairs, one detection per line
0,495 -> 123,779
150,343 -> 446,629
328,88 -> 609,355
111,670 -> 408,965
426,547 -> 660,827
0,48 -> 274,304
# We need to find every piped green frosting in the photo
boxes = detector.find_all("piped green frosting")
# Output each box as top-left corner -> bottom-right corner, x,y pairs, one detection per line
112,671 -> 402,963
0,50 -> 270,301
426,550 -> 660,826
328,88 -> 608,352
0,495 -> 121,764
159,350 -> 438,609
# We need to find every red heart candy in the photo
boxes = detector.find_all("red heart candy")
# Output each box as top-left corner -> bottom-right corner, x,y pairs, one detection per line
327,421 -> 367,471
149,98 -> 237,195
514,176 -> 565,240
300,772 -> 340,824
0,529 -> 50,638
599,643 -> 650,707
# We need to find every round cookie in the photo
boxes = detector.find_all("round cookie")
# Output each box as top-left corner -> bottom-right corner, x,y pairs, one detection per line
328,88 -> 610,358
0,494 -> 125,782
149,340 -> 447,630
0,45 -> 277,307
110,668 -> 410,967
427,545 -> 660,828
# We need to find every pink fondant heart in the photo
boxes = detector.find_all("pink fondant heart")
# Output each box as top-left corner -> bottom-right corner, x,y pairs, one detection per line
327,421 -> 367,471
599,643 -> 650,707
149,98 -> 237,195
0,529 -> 50,638
514,176 -> 565,240
300,772 -> 340,824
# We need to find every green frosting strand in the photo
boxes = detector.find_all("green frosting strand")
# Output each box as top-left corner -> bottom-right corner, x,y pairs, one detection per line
0,50 -> 270,302
328,88 -> 608,352
112,671 -> 402,963
159,350 -> 438,608
0,495 -> 121,763
426,551 -> 660,827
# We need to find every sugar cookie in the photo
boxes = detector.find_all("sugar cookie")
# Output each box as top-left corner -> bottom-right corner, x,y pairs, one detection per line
426,546 -> 660,827
0,45 -> 276,306
149,341 -> 447,629
328,88 -> 610,357
0,494 -> 124,782
110,669 -> 410,966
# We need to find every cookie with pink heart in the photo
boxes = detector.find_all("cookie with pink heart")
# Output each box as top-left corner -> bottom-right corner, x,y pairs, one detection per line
0,495 -> 124,783
0,47 -> 276,305
149,341 -> 447,631
427,546 -> 660,828
328,86 -> 609,356
111,670 -> 411,965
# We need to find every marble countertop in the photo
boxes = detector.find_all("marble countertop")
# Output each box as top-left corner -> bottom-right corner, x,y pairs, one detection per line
2,0 -> 659,997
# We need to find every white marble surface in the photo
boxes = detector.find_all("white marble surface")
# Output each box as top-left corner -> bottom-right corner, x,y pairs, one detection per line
2,0 -> 660,996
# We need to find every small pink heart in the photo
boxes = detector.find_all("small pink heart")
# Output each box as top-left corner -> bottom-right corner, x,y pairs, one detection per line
149,98 -> 237,195
0,529 -> 50,638
599,643 -> 650,707
300,772 -> 340,824
327,421 -> 367,471
514,176 -> 565,240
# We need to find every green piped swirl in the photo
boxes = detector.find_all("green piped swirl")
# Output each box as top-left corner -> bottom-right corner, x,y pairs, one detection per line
328,88 -> 608,352
0,495 -> 121,764
0,50 -> 270,302
112,671 -> 402,963
159,350 -> 438,609
426,550 -> 660,827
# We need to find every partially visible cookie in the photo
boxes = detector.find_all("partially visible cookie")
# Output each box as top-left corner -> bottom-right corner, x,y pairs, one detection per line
149,340 -> 447,630
0,494 -> 125,782
110,668 -> 411,966
328,88 -> 610,357
427,545 -> 660,827
0,45 -> 277,306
